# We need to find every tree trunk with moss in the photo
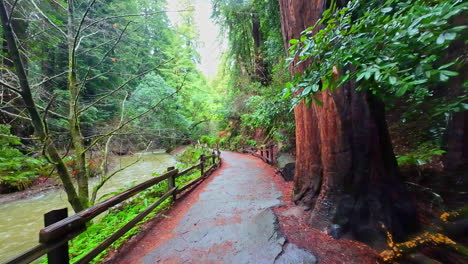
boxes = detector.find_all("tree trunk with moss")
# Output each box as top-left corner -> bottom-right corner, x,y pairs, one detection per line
67,0 -> 89,208
279,0 -> 418,245
0,0 -> 85,212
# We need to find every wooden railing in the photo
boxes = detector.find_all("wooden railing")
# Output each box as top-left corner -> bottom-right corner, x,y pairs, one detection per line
5,149 -> 222,264
243,144 -> 276,164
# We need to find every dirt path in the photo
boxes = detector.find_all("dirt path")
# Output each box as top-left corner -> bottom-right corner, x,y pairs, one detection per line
107,151 -> 317,264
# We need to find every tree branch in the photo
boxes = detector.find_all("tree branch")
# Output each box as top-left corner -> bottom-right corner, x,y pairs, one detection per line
78,59 -> 172,115
82,73 -> 187,153
7,0 -> 18,24
91,92 -> 129,204
30,0 -> 67,37
81,9 -> 193,32
31,71 -> 68,88
0,108 -> 31,121
47,0 -> 66,11
42,93 -> 58,135
0,79 -> 22,94
72,0 -> 97,54
76,22 -> 131,98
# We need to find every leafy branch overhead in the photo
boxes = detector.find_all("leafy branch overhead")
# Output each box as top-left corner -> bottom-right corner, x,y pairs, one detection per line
284,0 -> 467,107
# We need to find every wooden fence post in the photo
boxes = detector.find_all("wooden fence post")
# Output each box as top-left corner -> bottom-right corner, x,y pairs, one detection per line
45,208 -> 69,264
167,166 -> 176,201
200,155 -> 205,176
269,144 -> 274,164
212,150 -> 215,165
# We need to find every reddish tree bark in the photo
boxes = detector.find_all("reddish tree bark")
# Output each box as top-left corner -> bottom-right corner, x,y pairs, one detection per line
279,0 -> 417,245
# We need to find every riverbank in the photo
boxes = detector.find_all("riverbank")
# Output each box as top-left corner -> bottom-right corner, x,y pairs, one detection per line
0,176 -> 60,204
0,151 -> 178,263
0,149 -> 183,205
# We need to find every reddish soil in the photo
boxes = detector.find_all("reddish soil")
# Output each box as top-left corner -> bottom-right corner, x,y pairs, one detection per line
259,157 -> 383,264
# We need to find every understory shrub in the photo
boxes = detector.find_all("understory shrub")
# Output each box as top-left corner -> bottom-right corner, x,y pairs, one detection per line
0,125 -> 45,191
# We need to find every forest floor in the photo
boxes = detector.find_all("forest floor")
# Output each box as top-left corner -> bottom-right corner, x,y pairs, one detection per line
105,151 -> 381,264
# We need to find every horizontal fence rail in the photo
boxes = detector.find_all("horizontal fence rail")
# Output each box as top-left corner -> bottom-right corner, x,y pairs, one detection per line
5,148 -> 222,264
243,144 -> 276,164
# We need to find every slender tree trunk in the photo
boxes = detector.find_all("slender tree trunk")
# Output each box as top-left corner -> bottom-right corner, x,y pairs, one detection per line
0,0 -> 85,212
279,0 -> 417,246
251,13 -> 269,85
67,0 -> 89,208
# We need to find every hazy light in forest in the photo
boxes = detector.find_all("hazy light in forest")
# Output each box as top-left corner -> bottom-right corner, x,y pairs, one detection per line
167,0 -> 227,78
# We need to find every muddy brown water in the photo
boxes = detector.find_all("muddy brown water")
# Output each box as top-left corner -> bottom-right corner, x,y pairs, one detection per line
0,151 -> 176,263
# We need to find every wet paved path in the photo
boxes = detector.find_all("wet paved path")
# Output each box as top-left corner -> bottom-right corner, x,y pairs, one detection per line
110,151 -> 316,264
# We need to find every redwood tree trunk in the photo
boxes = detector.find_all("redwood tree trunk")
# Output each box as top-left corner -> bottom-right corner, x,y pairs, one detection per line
443,14 -> 468,170
251,13 -> 269,85
279,0 -> 417,245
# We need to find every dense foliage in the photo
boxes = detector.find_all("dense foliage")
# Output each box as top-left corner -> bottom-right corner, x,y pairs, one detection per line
0,0 -> 220,197
0,125 -> 45,191
284,0 -> 466,106
210,0 -> 295,151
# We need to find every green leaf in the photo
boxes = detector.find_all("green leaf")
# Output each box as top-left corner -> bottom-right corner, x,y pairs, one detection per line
439,73 -> 449,82
443,32 -> 457,41
289,39 -> 299,44
313,97 -> 324,106
396,85 -> 409,96
436,34 -> 445,44
440,70 -> 458,77
381,7 -> 393,13
438,62 -> 455,69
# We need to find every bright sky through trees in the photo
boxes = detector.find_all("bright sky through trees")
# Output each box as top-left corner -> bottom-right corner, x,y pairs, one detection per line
167,0 -> 227,77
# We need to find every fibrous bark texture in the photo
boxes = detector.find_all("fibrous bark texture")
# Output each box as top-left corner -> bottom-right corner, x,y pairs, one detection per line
443,14 -> 468,170
279,0 -> 417,245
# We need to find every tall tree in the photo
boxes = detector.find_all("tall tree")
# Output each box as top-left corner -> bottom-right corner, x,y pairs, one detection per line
278,0 -> 417,245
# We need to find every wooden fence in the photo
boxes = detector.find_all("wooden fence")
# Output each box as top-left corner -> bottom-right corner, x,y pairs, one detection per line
243,144 -> 276,164
5,149 -> 222,264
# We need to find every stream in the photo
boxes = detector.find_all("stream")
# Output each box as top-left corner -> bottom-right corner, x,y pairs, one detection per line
0,151 -> 176,263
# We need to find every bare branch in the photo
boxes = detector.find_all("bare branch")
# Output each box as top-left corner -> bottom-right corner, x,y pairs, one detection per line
76,22 -> 131,98
91,92 -> 129,203
42,93 -> 58,135
0,79 -> 22,94
91,151 -> 143,204
72,0 -> 97,55
82,73 -> 187,153
75,31 -> 99,51
47,0 -> 66,11
0,133 -> 40,140
78,59 -> 172,115
35,104 -> 68,120
30,0 -> 67,37
7,0 -> 19,24
81,70 -> 112,83
0,108 -> 31,121
81,9 -> 193,32
31,71 -> 68,88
